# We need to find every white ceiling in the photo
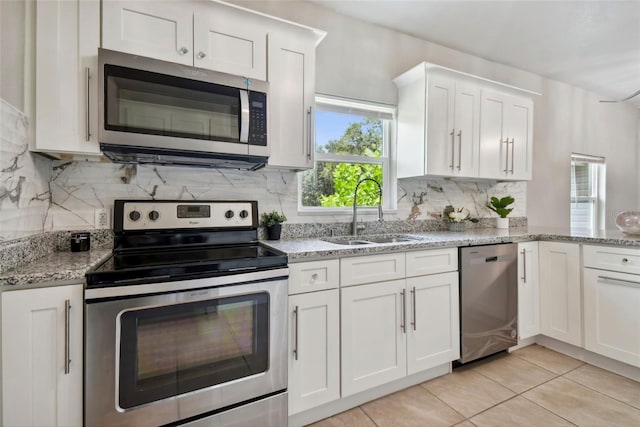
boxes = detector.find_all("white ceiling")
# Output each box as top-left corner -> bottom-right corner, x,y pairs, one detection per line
309,0 -> 640,108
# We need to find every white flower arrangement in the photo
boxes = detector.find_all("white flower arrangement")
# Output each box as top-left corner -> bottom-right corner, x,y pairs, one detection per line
447,207 -> 473,223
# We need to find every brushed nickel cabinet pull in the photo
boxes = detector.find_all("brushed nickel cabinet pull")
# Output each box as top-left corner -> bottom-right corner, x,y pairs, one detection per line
400,289 -> 406,333
521,249 -> 527,283
598,275 -> 640,288
293,306 -> 299,360
85,68 -> 91,142
450,129 -> 455,169
64,299 -> 71,374
510,138 -> 515,174
457,130 -> 462,170
411,286 -> 417,330
307,107 -> 313,161
503,138 -> 509,173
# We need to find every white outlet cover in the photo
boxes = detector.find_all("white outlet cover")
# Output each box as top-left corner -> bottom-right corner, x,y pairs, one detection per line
94,208 -> 109,228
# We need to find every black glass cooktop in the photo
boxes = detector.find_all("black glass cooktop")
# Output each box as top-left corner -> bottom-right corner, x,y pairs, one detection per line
86,243 -> 287,288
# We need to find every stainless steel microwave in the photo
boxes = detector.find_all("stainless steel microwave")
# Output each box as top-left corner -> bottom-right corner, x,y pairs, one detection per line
98,48 -> 269,170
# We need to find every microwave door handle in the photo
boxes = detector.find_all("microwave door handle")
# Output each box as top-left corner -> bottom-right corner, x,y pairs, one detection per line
239,90 -> 250,143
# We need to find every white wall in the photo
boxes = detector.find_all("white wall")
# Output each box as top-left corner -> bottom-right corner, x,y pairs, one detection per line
0,0 -> 638,232
234,0 -> 640,229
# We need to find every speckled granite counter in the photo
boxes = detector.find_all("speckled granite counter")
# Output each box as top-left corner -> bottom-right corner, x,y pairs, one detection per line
3,226 -> 639,287
263,226 -> 640,261
0,249 -> 111,288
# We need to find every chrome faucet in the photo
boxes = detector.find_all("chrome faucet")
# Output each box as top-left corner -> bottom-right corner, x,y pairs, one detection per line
352,178 -> 383,236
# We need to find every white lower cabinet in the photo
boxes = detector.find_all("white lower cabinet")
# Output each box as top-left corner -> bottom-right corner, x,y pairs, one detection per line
341,280 -> 407,396
2,284 -> 83,427
406,272 -> 459,374
288,289 -> 340,414
518,242 -> 540,340
583,245 -> 640,368
538,241 -> 582,346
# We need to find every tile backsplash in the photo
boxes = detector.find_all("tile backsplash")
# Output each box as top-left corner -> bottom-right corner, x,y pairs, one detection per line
1,97 -> 525,241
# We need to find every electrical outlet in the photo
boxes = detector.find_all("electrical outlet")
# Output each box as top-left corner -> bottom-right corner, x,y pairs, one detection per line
94,208 -> 109,229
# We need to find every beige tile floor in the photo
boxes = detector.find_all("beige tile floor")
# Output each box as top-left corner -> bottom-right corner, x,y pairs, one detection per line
309,345 -> 640,427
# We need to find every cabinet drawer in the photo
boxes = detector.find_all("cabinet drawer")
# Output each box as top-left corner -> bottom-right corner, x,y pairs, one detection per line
340,253 -> 405,287
406,248 -> 458,277
289,259 -> 339,295
583,245 -> 640,274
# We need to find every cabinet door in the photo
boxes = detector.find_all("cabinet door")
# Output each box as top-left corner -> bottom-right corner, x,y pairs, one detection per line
583,269 -> 640,367
518,242 -> 540,340
406,272 -> 459,374
193,5 -> 267,80
453,81 -> 481,177
478,89 -> 508,179
539,242 -> 582,346
288,290 -> 340,415
267,32 -> 316,169
341,280 -> 407,396
102,0 -> 193,65
505,97 -> 533,180
34,0 -> 100,155
425,75 -> 455,176
2,285 -> 83,427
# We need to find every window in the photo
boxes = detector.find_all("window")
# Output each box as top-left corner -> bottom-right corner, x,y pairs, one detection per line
299,95 -> 395,213
570,153 -> 605,231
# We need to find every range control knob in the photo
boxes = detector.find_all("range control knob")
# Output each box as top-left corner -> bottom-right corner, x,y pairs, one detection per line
148,210 -> 160,221
129,210 -> 141,222
225,210 -> 235,219
239,210 -> 249,219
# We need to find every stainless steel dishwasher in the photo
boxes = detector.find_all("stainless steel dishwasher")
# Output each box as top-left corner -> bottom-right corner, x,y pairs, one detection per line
459,243 -> 518,364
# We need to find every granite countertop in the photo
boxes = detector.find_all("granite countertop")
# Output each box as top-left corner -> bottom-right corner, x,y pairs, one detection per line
3,226 -> 640,288
264,226 -> 640,261
0,249 -> 111,288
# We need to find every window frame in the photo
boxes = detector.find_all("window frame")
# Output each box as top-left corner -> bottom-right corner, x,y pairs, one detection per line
297,95 -> 397,215
570,153 -> 606,232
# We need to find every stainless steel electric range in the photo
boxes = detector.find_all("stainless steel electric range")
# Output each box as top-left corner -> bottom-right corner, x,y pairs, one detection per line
84,200 -> 289,427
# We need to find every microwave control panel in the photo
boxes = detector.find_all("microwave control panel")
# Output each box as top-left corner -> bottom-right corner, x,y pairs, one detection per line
248,92 -> 267,146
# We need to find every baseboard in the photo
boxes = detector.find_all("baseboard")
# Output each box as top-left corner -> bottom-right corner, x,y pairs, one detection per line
509,335 -> 538,352
535,335 -> 640,382
288,363 -> 451,427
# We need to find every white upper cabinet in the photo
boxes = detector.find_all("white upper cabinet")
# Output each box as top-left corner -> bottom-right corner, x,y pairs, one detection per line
102,0 -> 267,79
31,0 -> 101,156
395,69 -> 480,178
102,0 -> 193,66
267,31 -> 319,169
394,62 -> 536,181
479,90 -> 533,180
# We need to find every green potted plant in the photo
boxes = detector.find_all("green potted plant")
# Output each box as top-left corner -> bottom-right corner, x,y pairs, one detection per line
487,196 -> 515,229
260,210 -> 287,240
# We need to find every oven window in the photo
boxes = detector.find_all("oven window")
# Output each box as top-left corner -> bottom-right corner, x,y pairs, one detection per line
118,292 -> 269,409
104,64 -> 240,142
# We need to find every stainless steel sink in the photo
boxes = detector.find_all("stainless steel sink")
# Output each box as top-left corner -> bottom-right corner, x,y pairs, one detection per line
322,234 -> 418,245
364,236 -> 415,244
323,238 -> 372,246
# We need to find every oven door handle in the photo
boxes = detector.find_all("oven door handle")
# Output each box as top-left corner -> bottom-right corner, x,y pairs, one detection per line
239,90 -> 250,143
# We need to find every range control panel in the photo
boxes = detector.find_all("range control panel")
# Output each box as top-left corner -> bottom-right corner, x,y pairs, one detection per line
116,200 -> 257,231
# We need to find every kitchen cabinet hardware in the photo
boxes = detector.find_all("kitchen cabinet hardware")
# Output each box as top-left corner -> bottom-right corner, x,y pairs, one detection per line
178,46 -> 189,55
411,286 -> 417,330
400,289 -> 406,333
503,138 -> 509,173
597,275 -> 640,288
293,305 -> 299,360
65,299 -> 71,374
450,129 -> 455,169
521,249 -> 527,283
197,51 -> 206,59
307,106 -> 313,160
85,67 -> 91,142
510,138 -> 515,173
622,258 -> 629,264
457,130 -> 462,170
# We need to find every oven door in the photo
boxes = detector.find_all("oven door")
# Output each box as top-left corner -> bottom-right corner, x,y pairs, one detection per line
85,273 -> 287,427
